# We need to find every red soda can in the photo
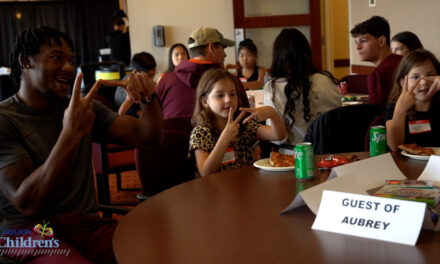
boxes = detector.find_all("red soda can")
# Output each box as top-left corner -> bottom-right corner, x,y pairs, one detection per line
339,81 -> 348,95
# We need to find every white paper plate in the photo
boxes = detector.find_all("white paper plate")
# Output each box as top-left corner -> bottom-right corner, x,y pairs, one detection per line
400,151 -> 430,160
253,158 -> 295,172
400,148 -> 440,160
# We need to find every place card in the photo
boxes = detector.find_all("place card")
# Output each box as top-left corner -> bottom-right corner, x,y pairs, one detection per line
418,155 -> 440,184
312,190 -> 426,246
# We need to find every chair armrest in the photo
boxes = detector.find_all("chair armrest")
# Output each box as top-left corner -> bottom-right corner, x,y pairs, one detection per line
98,204 -> 130,216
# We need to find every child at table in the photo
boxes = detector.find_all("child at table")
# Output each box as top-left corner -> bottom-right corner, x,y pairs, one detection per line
386,49 -> 440,151
226,38 -> 268,90
189,69 -> 286,177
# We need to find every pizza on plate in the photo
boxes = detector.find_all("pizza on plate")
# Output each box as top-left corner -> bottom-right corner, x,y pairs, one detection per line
269,150 -> 295,167
398,143 -> 435,156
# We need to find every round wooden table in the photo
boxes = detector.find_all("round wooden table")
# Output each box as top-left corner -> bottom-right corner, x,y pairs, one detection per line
113,152 -> 440,264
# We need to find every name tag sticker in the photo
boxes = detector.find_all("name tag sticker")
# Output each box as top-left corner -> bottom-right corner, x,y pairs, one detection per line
222,147 -> 236,165
409,120 -> 431,134
312,190 -> 426,246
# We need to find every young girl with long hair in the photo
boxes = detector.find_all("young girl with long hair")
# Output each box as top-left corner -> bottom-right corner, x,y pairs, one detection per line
264,28 -> 341,145
189,69 -> 286,177
233,38 -> 268,90
386,49 -> 440,150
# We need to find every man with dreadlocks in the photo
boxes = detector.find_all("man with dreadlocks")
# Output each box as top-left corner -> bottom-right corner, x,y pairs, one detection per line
0,26 -> 163,263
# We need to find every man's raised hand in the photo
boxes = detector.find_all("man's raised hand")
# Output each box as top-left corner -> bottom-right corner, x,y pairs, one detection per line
63,72 -> 101,140
100,71 -> 155,103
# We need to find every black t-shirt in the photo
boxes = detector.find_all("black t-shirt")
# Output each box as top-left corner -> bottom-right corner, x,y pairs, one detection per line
237,66 -> 259,82
386,102 -> 440,147
107,30 -> 131,65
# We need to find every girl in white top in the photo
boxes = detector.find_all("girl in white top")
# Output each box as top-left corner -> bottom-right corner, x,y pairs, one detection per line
264,28 -> 341,145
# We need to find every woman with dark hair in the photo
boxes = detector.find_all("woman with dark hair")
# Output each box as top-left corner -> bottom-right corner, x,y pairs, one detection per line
391,31 -> 423,56
264,28 -> 341,145
157,43 -> 189,83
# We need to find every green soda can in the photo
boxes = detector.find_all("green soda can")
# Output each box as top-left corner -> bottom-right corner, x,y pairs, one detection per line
295,142 -> 315,181
370,126 -> 387,157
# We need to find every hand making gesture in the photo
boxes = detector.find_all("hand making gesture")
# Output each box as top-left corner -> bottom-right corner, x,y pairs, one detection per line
240,106 -> 277,124
219,108 -> 246,143
239,105 -> 287,142
63,72 -> 101,139
395,75 -> 417,113
420,75 -> 440,98
101,71 -> 155,104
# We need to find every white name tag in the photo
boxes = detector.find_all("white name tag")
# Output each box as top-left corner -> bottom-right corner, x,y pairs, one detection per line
312,190 -> 426,245
222,147 -> 236,165
409,120 -> 431,134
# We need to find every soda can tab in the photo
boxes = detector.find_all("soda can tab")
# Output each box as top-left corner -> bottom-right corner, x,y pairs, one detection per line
247,94 -> 256,108
339,81 -> 348,95
370,126 -> 387,157
295,142 -> 315,181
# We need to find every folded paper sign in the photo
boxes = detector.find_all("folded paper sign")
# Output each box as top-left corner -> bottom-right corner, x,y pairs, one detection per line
281,153 -> 440,232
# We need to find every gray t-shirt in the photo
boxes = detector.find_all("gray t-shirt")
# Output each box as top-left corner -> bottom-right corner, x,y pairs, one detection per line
0,95 -> 118,228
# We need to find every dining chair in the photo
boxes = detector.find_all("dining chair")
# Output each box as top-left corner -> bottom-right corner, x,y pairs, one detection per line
163,115 -> 193,133
79,62 -> 139,206
340,74 -> 368,94
92,143 -> 139,206
304,104 -> 382,154
135,116 -> 194,197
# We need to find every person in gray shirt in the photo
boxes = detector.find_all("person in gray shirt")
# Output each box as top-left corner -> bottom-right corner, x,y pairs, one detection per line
0,26 -> 162,263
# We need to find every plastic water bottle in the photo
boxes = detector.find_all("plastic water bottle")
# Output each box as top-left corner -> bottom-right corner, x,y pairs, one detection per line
263,71 -> 271,84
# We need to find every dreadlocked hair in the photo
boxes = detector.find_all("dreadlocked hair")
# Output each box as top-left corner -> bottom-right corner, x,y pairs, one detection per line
9,26 -> 74,88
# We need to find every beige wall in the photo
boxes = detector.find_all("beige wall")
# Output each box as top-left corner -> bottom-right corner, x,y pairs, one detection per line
349,0 -> 440,69
126,0 -> 236,79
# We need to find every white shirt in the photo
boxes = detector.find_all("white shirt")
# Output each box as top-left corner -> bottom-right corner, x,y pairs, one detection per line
264,73 -> 341,145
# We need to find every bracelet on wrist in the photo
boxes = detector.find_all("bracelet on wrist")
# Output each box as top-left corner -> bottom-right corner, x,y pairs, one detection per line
141,92 -> 157,105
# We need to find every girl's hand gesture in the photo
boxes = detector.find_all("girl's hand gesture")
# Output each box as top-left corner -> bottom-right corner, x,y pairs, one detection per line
240,106 -> 276,124
220,108 -> 246,143
396,76 -> 416,113
421,76 -> 440,97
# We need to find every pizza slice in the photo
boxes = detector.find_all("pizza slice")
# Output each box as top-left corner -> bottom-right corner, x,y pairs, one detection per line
269,150 -> 295,167
398,143 -> 435,156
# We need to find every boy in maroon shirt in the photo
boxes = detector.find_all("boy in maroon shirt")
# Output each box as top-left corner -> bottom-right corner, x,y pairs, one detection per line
351,16 -> 402,111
